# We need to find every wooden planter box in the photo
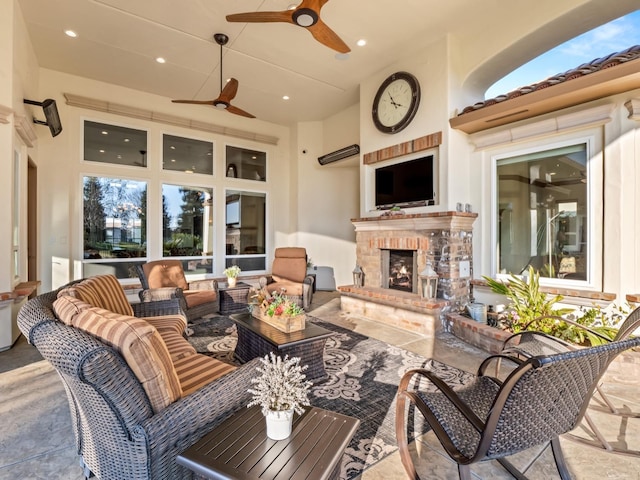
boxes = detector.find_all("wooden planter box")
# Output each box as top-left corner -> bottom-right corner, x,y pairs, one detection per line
252,309 -> 306,333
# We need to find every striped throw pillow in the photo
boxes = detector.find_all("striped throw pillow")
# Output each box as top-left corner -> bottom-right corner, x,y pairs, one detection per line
59,275 -> 134,316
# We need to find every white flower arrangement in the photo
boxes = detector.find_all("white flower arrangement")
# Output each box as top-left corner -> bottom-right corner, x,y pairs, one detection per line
223,265 -> 241,278
247,352 -> 312,415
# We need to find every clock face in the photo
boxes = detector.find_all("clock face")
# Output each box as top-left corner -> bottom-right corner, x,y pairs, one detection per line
372,72 -> 420,133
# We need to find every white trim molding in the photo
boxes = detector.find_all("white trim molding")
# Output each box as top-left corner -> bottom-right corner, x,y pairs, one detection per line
469,103 -> 615,150
64,93 -> 279,146
0,104 -> 13,124
14,115 -> 38,147
625,98 -> 640,121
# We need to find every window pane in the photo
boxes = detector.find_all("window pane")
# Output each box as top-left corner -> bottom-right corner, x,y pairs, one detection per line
497,143 -> 587,280
163,134 -> 214,175
226,190 -> 266,271
226,145 -> 266,181
162,184 -> 213,258
84,121 -> 147,167
83,177 -> 147,260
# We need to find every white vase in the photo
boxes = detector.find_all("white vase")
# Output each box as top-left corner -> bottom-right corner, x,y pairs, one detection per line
265,408 -> 294,440
227,277 -> 237,288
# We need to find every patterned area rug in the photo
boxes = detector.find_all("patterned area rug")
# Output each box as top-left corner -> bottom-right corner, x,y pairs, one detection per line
186,314 -> 473,480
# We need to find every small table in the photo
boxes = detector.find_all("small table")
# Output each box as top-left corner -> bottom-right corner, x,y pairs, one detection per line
219,282 -> 252,315
177,406 -> 360,480
230,312 -> 334,383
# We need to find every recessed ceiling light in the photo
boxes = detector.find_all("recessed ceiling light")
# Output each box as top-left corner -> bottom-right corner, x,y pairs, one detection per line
123,138 -> 130,142
156,57 -> 166,64
101,130 -> 108,135
286,3 -> 297,10
64,30 -> 77,38
170,145 -> 176,150
357,39 -> 367,47
282,95 -> 290,100
99,149 -> 105,153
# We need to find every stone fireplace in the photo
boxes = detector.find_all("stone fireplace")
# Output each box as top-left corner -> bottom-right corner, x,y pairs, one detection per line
338,211 -> 477,335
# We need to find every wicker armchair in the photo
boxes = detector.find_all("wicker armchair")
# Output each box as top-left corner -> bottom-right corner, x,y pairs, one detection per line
17,283 -> 259,480
396,337 -> 640,479
260,247 -> 314,310
500,307 -> 640,456
136,260 -> 220,320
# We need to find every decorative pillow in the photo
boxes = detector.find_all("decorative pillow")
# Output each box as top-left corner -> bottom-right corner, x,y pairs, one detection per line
183,290 -> 217,308
142,260 -> 188,290
53,295 -> 93,325
59,274 -> 134,316
72,307 -> 182,413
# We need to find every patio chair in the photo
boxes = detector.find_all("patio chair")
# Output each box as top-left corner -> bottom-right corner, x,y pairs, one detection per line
499,307 -> 640,456
395,337 -> 640,480
136,260 -> 220,321
260,247 -> 314,310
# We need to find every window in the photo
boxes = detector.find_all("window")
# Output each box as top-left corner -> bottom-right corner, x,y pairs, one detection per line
84,121 -> 148,167
225,190 -> 266,271
162,184 -> 213,273
83,176 -> 147,278
496,143 -> 588,281
226,145 -> 266,181
163,134 -> 213,175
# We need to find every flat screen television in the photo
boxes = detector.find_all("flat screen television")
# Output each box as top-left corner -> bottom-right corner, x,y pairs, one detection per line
375,155 -> 435,209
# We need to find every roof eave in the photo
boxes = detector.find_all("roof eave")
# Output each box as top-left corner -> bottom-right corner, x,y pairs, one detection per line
450,57 -> 640,134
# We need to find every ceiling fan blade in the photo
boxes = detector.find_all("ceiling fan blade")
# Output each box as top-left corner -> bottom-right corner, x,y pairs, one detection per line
218,78 -> 239,103
226,11 -> 293,24
226,104 -> 256,118
172,99 -> 216,105
308,19 -> 350,53
299,0 -> 331,11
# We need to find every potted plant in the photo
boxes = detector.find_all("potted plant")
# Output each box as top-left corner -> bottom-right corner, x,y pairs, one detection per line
247,352 -> 312,440
223,265 -> 241,288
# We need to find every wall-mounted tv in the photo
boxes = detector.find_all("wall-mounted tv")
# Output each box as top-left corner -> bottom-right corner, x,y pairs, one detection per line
375,155 -> 435,209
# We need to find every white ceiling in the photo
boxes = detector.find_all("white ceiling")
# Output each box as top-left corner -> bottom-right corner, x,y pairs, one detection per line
17,0 -> 636,126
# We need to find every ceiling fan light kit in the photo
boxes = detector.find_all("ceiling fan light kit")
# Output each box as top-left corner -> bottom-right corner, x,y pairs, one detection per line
226,0 -> 350,53
170,33 -> 255,118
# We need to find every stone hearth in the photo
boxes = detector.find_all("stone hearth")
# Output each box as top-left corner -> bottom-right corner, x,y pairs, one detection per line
338,211 -> 477,334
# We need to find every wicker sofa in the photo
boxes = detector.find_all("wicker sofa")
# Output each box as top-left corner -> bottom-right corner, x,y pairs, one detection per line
17,275 -> 259,479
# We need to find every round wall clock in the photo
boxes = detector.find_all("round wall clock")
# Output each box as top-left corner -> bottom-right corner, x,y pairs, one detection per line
372,71 -> 421,134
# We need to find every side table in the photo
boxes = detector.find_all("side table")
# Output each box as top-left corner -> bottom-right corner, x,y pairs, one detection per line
219,282 -> 252,315
177,405 -> 360,480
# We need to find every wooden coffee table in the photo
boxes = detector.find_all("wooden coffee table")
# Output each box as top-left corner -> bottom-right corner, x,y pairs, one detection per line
177,405 -> 359,480
230,312 -> 334,383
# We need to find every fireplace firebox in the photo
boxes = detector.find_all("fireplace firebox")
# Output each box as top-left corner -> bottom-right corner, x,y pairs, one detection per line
382,249 -> 417,293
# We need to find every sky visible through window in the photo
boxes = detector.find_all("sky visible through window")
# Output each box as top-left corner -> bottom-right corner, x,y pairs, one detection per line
485,10 -> 640,99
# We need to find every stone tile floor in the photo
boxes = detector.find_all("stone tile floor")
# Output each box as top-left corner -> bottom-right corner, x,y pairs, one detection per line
1,291 -> 640,479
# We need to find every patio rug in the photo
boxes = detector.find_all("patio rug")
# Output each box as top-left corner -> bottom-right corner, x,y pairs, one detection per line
186,313 -> 473,480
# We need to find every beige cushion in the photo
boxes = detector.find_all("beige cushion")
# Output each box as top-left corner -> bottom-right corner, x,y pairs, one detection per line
53,295 -> 93,325
144,315 -> 196,361
142,260 -> 188,290
72,307 -> 182,413
272,247 -> 308,283
267,278 -> 305,296
59,275 -> 134,316
183,289 -> 217,308
174,354 -> 236,396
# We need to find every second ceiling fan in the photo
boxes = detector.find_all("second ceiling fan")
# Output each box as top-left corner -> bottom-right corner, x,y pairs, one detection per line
172,33 -> 255,118
226,0 -> 350,54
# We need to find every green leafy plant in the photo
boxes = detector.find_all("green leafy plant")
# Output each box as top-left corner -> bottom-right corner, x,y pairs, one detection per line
483,266 -> 633,345
223,265 -> 241,278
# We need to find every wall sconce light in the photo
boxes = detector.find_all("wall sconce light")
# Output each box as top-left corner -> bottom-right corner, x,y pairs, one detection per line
352,264 -> 364,288
418,261 -> 438,299
24,98 -> 63,137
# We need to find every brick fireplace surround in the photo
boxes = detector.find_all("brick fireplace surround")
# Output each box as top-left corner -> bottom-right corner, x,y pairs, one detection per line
338,211 -> 477,336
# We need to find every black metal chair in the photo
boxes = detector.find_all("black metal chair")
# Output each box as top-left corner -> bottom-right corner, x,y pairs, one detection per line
395,337 -> 640,479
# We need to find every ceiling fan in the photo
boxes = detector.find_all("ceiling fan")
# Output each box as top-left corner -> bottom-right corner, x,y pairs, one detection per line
226,0 -> 350,54
171,33 -> 255,118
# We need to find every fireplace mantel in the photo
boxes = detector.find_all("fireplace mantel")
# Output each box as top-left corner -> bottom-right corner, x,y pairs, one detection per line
352,211 -> 477,232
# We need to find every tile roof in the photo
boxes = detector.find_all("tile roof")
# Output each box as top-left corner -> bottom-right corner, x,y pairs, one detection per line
458,45 -> 640,116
